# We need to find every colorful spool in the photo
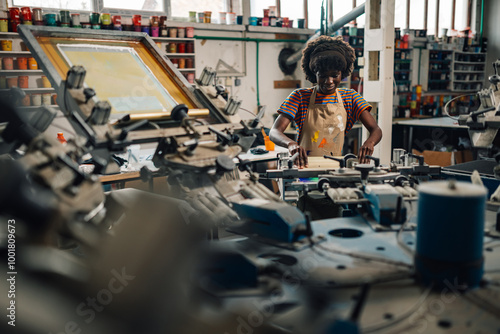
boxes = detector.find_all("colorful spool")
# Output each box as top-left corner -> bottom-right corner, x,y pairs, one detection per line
112,15 -> 122,30
31,94 -> 41,106
100,13 -> 111,25
71,13 -> 81,27
6,76 -> 17,88
44,13 -> 57,26
1,40 -> 12,51
42,93 -> 51,105
177,27 -> 185,38
10,19 -> 20,32
20,7 -> 32,23
28,57 -> 37,70
177,42 -> 185,53
415,181 -> 487,289
17,57 -> 27,70
9,8 -> 20,21
0,18 -> 8,32
90,12 -> 100,25
59,10 -> 70,24
141,17 -> 150,35
178,58 -> 185,69
41,75 -> 51,88
2,57 -> 13,70
132,14 -> 141,32
17,75 -> 28,88
32,8 -> 42,21
168,27 -> 177,38
168,43 -> 176,53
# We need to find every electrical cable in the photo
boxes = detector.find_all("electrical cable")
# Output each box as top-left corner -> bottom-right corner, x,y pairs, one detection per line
238,107 -> 256,116
443,93 -> 476,120
361,285 -> 433,333
463,290 -> 500,318
311,243 -> 413,269
149,121 -> 160,130
396,201 -> 416,257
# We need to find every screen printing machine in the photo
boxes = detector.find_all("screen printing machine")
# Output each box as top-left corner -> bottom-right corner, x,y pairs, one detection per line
0,26 -> 499,334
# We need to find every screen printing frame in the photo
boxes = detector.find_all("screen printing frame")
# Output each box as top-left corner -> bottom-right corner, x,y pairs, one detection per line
17,25 -> 204,117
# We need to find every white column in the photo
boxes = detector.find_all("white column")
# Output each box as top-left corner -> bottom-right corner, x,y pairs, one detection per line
362,0 -> 395,165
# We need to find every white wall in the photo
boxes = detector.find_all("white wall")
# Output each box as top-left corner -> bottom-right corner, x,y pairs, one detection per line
194,29 -> 309,128
483,0 -> 500,86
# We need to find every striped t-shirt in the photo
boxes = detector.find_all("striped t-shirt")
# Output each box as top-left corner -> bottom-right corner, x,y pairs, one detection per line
277,87 -> 371,137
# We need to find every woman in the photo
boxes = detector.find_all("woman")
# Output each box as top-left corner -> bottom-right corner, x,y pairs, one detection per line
270,35 -> 382,167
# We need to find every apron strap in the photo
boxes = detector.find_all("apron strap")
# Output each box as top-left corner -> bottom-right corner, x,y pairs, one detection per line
308,86 -> 318,109
335,88 -> 344,109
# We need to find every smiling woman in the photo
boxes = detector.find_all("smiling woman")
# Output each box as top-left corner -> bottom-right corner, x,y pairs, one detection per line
269,35 -> 382,167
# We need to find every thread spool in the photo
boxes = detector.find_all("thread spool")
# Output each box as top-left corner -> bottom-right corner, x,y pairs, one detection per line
17,57 -> 27,70
415,180 -> 486,289
59,10 -> 70,25
71,13 -> 81,27
2,57 -> 13,70
1,40 -> 12,51
132,14 -> 141,32
42,93 -> 51,105
0,17 -> 7,32
31,93 -> 41,106
32,8 -> 42,21
141,17 -> 150,35
18,75 -> 28,88
44,13 -> 57,26
177,42 -> 185,53
6,76 -> 17,88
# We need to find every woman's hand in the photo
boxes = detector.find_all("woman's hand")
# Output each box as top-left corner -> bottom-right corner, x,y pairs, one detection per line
287,142 -> 308,168
358,110 -> 382,164
358,140 -> 375,164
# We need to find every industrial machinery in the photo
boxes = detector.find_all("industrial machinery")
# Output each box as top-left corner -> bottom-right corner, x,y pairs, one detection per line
0,26 -> 499,334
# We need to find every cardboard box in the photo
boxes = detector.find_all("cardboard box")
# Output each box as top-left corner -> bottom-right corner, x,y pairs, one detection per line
412,149 -> 474,167
413,149 -> 453,167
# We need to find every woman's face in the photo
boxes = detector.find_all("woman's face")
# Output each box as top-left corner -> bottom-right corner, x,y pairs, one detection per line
316,70 -> 341,95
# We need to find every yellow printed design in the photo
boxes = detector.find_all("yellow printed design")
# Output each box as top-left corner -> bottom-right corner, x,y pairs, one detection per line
311,130 -> 320,143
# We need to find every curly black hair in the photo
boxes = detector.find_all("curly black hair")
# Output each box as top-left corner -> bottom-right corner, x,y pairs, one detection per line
301,35 -> 356,83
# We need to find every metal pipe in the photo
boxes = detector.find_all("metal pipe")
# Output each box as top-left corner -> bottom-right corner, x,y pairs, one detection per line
479,0 -> 484,48
285,2 -> 366,66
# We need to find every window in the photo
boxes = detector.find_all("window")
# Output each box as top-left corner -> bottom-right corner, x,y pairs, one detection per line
454,0 -> 468,31
394,0 -> 407,29
250,0 -> 276,17
103,0 -> 164,12
427,0 -> 437,36
307,0 -> 323,30
439,0 -> 453,34
356,0 -> 365,28
280,2 -> 304,26
331,1 -> 355,22
409,0 -> 424,29
170,0 -> 227,20
12,0 -> 93,11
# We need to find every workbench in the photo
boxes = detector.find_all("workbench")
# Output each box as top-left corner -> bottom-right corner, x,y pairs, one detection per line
393,117 -> 469,152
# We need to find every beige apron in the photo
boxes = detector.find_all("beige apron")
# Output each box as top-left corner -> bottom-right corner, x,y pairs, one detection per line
298,87 -> 347,156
